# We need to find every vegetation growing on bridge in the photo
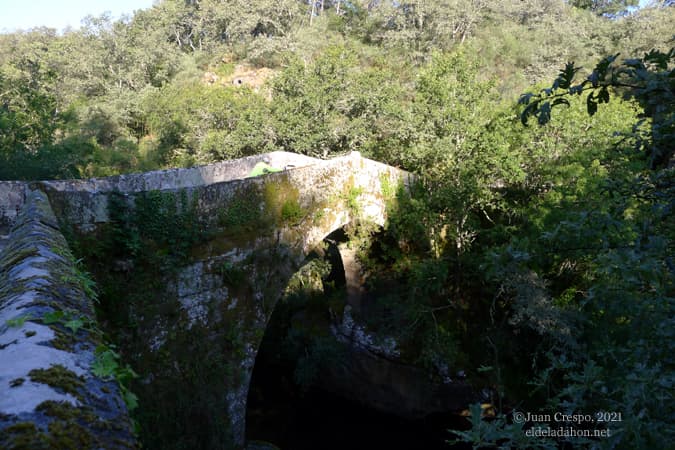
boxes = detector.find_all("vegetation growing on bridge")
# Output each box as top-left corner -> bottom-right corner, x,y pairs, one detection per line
2,1 -> 674,449
62,188 -> 242,448
0,191 -> 137,448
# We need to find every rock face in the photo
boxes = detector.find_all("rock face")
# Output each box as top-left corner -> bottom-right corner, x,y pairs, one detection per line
0,181 -> 25,234
318,346 -> 474,419
0,190 -> 136,449
326,307 -> 474,419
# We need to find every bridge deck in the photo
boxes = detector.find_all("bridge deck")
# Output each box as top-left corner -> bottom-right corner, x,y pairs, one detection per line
41,151 -> 321,193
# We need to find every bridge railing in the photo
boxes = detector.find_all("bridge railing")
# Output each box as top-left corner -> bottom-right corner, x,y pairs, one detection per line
0,190 -> 136,449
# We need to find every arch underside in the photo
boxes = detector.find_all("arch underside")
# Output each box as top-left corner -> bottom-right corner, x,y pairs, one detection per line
0,152 -> 409,449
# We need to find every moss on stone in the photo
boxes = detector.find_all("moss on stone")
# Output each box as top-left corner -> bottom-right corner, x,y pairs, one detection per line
1,190 -> 138,448
219,261 -> 248,289
0,245 -> 39,268
280,199 -> 305,225
36,400 -> 73,420
49,328 -> 77,352
28,365 -> 84,398
218,185 -> 268,232
49,160 -> 400,449
34,400 -> 136,448
36,400 -> 99,425
60,189 -> 231,448
47,417 -> 95,449
189,227 -> 269,260
0,422 -> 49,450
263,175 -> 304,226
9,377 -> 25,387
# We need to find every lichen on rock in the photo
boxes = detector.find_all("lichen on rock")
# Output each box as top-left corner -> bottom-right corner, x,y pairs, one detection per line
0,189 -> 136,449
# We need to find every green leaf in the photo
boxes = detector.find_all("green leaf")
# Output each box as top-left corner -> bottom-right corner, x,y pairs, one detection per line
64,318 -> 85,334
623,58 -> 644,69
42,310 -> 64,324
569,83 -> 587,95
537,101 -> 552,125
520,101 -> 539,126
518,93 -> 534,105
552,98 -> 570,108
644,48 -> 670,68
588,70 -> 600,88
5,314 -> 31,328
121,386 -> 139,411
586,93 -> 598,116
92,349 -> 118,380
553,62 -> 580,90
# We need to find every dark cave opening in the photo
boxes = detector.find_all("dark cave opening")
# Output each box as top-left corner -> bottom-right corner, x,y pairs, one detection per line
245,227 -> 470,450
245,314 -> 470,450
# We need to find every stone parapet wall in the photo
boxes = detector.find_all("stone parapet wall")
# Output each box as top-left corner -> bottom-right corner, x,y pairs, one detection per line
36,152 -> 322,231
40,152 -> 410,236
40,151 -> 320,193
0,152 -> 408,233
0,190 -> 136,449
0,182 -> 27,234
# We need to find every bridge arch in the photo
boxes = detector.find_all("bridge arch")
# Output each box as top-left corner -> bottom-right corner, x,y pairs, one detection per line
0,151 -> 410,448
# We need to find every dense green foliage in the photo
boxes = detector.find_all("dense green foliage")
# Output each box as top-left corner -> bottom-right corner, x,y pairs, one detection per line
2,1 -> 674,449
450,42 -> 674,450
567,0 -> 639,16
2,0 -> 672,179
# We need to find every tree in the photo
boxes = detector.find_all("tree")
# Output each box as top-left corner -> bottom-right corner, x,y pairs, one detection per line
0,60 -> 92,179
452,48 -> 674,449
340,0 -> 491,60
148,0 -> 304,52
143,80 -> 275,165
270,46 -> 407,159
567,0 -> 639,15
520,48 -> 675,168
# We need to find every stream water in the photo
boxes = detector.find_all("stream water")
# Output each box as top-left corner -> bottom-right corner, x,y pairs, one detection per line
246,229 -> 471,449
246,343 -> 471,450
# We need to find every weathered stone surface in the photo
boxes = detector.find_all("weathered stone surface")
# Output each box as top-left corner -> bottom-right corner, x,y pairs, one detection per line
0,190 -> 136,449
338,245 -> 366,315
0,181 -> 26,233
317,344 -> 474,419
41,151 -> 318,192
325,305 -> 474,419
40,152 -> 409,234
1,151 -> 411,449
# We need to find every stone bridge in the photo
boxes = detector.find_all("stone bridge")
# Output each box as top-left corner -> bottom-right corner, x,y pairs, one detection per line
0,151 -> 411,448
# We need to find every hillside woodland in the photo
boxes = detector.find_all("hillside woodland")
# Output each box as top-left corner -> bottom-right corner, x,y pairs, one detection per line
1,1 -> 673,448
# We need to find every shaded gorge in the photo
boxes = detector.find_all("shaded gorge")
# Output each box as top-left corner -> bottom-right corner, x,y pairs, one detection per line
245,232 -> 473,449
